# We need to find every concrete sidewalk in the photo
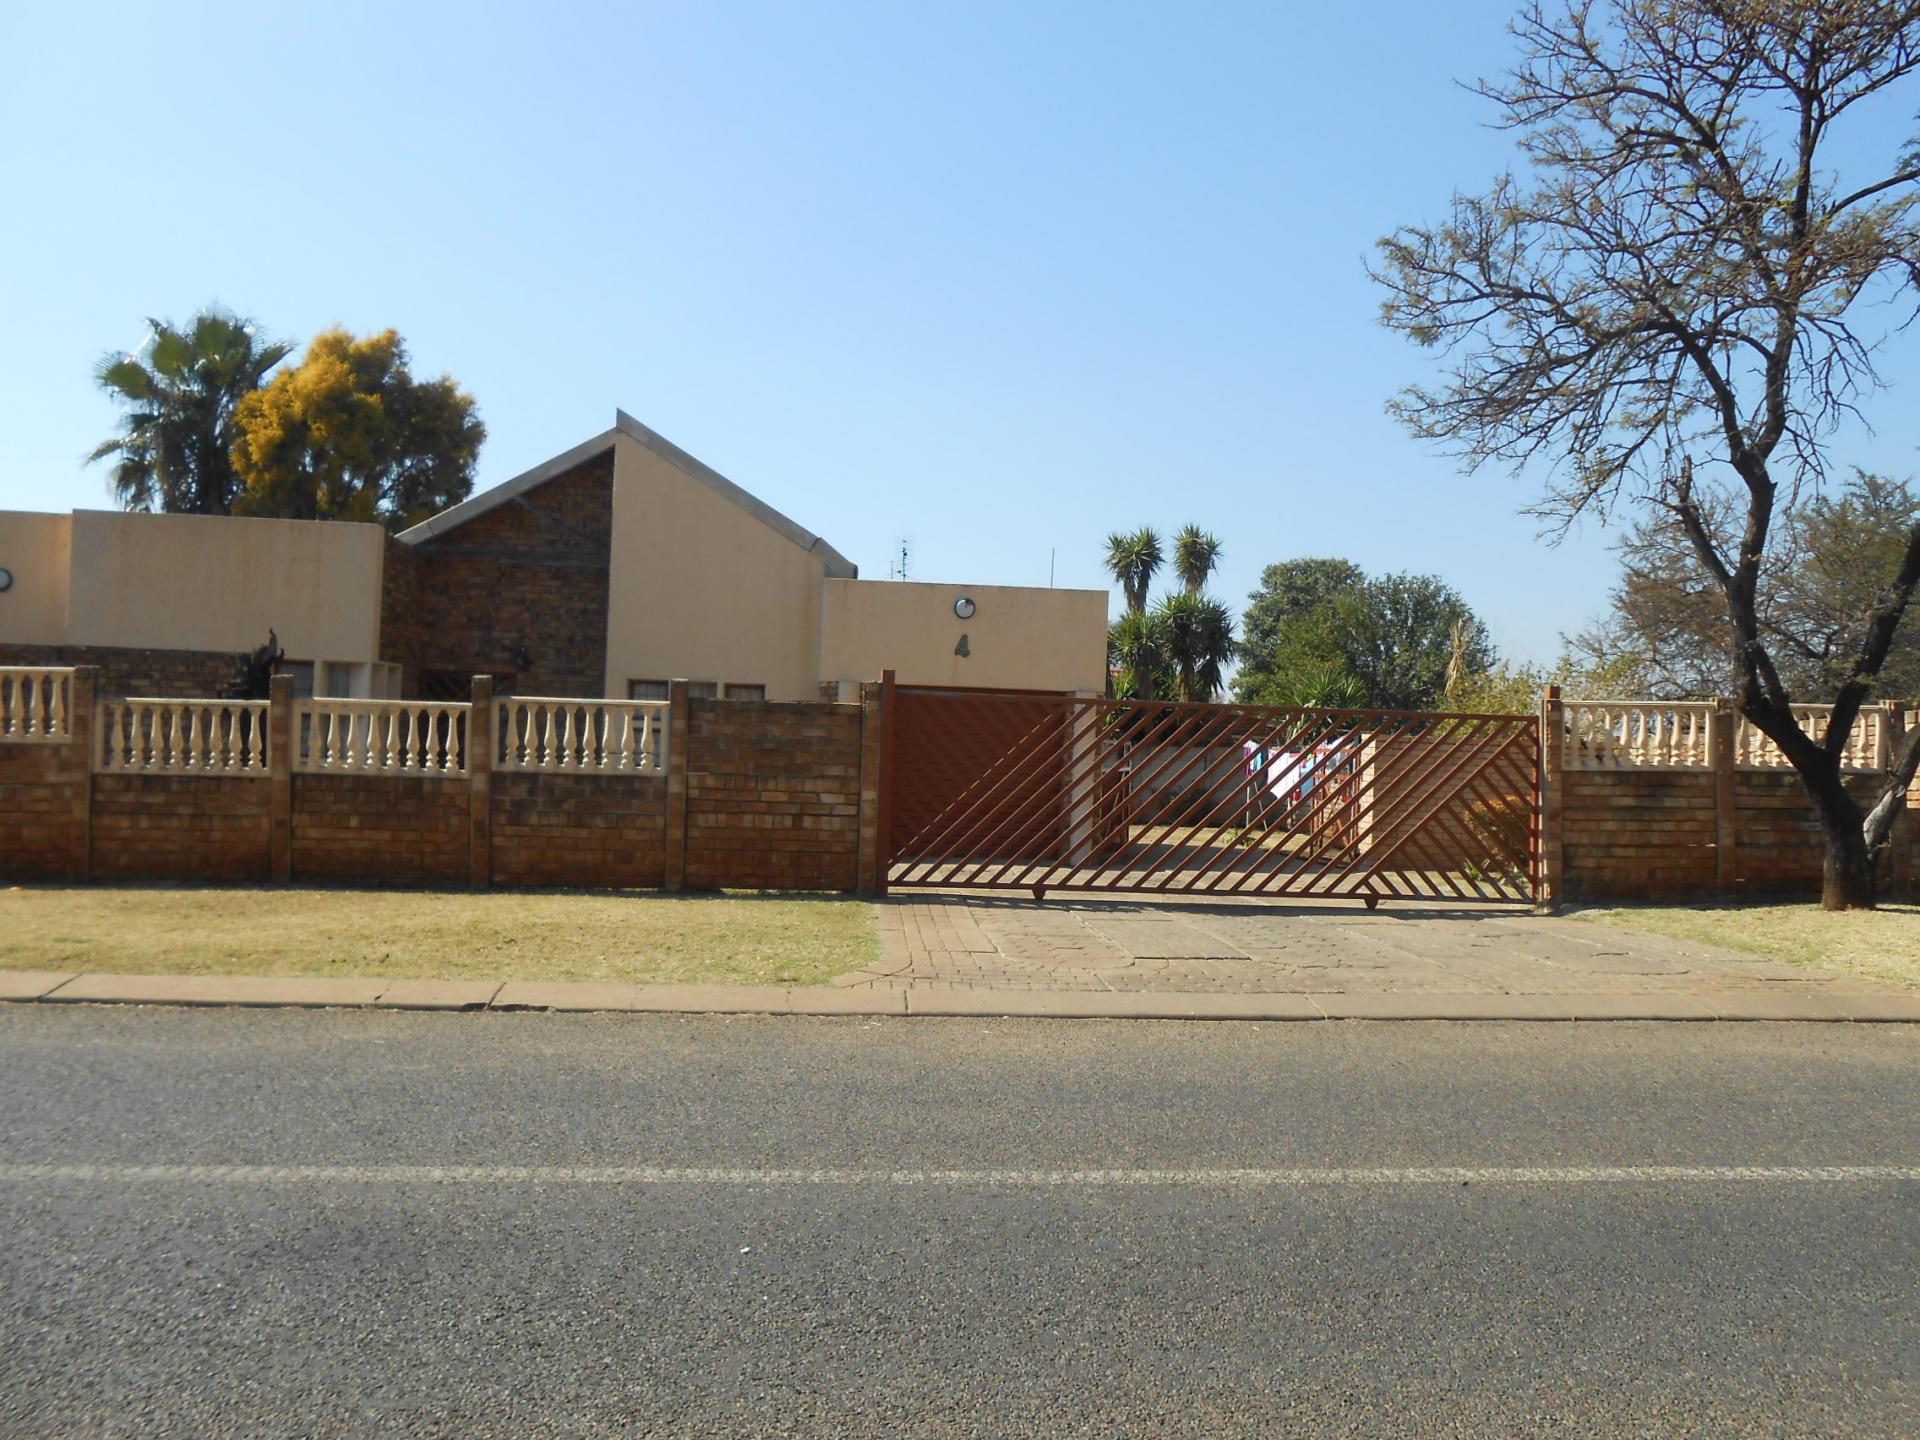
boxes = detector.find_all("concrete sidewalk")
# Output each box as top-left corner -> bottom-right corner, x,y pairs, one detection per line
3,968 -> 1919,1021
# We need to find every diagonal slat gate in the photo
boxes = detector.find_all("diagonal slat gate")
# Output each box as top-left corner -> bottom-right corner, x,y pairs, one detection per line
882,683 -> 1540,903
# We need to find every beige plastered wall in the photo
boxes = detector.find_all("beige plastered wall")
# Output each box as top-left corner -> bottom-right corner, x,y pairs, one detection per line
0,512 -> 75,644
820,579 -> 1109,693
57,510 -> 385,661
602,433 -> 828,700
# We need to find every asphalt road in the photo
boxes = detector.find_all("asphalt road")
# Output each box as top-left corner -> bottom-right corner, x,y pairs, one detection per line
1,1007 -> 1916,1438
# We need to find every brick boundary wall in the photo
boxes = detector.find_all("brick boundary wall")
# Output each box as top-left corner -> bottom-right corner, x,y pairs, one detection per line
1541,689 -> 1916,903
682,698 -> 865,891
0,672 -> 887,895
13,672 -> 1903,904
90,774 -> 272,884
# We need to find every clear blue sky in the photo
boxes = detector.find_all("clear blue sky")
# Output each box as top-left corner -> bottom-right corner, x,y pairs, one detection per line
3,0 -> 1916,665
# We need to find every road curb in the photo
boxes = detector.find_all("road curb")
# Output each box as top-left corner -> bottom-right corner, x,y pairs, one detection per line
3,971 -> 1918,1022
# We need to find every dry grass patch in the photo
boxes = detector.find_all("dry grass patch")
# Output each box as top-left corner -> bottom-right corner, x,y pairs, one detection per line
0,885 -> 876,987
1574,901 -> 1920,990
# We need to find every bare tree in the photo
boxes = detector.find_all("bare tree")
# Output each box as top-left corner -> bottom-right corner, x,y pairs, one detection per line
1373,0 -> 1920,908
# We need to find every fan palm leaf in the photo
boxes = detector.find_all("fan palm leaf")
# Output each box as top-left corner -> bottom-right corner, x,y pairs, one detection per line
89,307 -> 292,514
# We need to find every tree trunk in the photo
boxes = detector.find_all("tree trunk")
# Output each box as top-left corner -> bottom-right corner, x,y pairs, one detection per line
1802,763 -> 1877,911
1822,827 -> 1878,910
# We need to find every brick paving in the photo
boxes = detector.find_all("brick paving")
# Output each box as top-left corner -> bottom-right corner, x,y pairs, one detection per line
843,892 -> 1867,997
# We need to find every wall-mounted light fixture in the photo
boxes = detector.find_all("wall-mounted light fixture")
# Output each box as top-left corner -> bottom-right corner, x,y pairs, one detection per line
954,596 -> 976,619
0,566 -> 12,592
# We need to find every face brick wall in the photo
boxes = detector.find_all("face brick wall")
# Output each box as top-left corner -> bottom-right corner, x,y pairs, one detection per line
90,775 -> 270,883
289,775 -> 469,886
1733,771 -> 1903,892
3,679 -> 867,896
1561,770 -> 1720,899
683,698 -> 864,891
0,743 -> 81,880
0,643 -> 236,700
490,772 -> 668,888
1560,767 -> 1912,900
382,454 -> 613,698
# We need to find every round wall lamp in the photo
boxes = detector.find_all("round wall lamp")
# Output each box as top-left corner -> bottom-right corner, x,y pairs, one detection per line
954,595 -> 976,619
0,566 -> 13,593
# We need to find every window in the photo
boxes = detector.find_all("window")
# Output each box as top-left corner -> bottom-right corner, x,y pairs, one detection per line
622,680 -> 762,701
276,661 -> 315,699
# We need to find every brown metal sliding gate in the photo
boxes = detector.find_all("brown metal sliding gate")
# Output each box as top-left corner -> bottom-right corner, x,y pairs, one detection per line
882,684 -> 1540,904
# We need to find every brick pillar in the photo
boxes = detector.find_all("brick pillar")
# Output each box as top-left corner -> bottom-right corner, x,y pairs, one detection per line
663,678 -> 692,889
468,676 -> 493,890
1712,697 -> 1739,896
1889,703 -> 1909,899
67,667 -> 96,882
268,673 -> 294,883
1538,685 -> 1564,905
876,670 -> 897,898
856,681 -> 885,895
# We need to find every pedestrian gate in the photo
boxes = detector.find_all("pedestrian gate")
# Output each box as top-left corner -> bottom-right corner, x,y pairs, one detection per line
882,685 -> 1540,904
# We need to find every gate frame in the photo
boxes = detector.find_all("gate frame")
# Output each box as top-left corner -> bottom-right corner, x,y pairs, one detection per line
877,675 -> 1543,906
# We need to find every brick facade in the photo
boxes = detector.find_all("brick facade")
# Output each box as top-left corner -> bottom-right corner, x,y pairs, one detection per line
381,454 -> 613,697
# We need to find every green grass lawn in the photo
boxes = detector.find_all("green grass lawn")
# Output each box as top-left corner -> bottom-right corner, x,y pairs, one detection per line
1573,901 -> 1920,990
0,885 -> 877,987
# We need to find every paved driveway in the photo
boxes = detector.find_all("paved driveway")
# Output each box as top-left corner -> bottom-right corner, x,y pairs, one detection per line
845,892 -> 1869,998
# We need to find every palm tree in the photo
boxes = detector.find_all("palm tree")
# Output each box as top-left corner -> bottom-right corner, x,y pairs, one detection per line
1103,527 -> 1163,615
1263,659 -> 1369,710
1173,525 -> 1222,595
1155,592 -> 1237,702
1109,610 -> 1170,701
88,308 -> 292,514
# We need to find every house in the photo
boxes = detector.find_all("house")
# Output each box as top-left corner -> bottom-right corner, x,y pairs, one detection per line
0,411 -> 1109,701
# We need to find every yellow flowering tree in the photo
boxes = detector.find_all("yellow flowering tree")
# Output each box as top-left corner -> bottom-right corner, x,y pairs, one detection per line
232,328 -> 484,529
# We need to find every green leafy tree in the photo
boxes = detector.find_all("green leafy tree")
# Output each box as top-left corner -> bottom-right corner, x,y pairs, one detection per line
1334,573 -> 1493,712
1371,0 -> 1920,907
1234,559 -> 1365,701
232,328 -> 485,530
88,308 -> 293,515
1235,561 -> 1488,710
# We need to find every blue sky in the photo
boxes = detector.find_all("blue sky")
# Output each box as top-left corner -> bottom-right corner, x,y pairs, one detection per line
3,0 -> 1916,665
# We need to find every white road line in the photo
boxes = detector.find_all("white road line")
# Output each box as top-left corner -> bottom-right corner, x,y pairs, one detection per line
0,1164 -> 1916,1187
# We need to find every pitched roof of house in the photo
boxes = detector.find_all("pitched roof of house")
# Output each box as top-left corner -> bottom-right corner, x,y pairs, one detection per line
395,409 -> 858,578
